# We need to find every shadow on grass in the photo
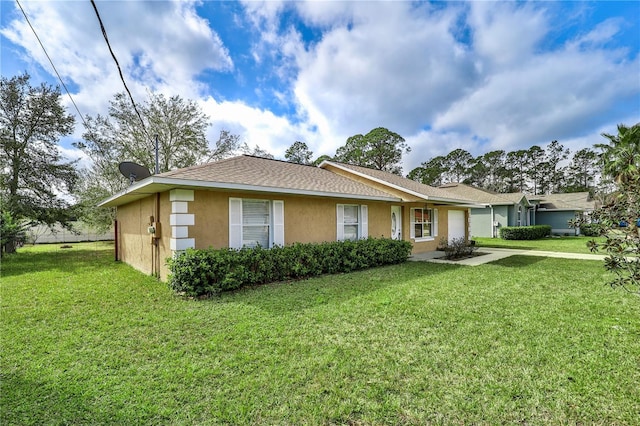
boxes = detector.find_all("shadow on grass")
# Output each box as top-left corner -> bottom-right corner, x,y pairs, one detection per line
0,372 -> 133,425
0,247 -> 114,278
223,261 -> 458,315
488,255 -> 545,267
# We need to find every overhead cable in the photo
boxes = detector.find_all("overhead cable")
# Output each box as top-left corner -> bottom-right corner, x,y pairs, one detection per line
89,0 -> 149,139
15,0 -> 91,131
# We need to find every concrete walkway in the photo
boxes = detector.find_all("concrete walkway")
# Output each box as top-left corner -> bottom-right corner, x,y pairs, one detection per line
408,247 -> 608,266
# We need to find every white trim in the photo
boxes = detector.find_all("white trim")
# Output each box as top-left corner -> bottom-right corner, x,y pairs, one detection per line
272,200 -> 285,246
169,213 -> 194,226
170,238 -> 195,251
433,208 -> 439,237
171,201 -> 188,214
228,198 -> 242,249
414,237 -> 435,243
171,226 -> 189,238
360,205 -> 368,239
169,189 -> 194,202
336,204 -> 345,241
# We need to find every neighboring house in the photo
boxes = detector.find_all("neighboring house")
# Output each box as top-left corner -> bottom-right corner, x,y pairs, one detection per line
439,183 -> 532,238
528,192 -> 595,235
99,155 -> 479,280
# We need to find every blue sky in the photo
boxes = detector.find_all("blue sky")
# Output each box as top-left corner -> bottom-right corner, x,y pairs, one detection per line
1,0 -> 639,173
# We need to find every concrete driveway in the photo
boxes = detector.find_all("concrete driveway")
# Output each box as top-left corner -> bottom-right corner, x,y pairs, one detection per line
409,247 -> 608,266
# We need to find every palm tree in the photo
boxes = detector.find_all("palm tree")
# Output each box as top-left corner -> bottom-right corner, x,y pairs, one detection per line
596,123 -> 640,184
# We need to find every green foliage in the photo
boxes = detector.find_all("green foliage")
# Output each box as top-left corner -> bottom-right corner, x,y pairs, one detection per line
579,223 -> 600,237
334,127 -> 410,175
0,73 -> 77,226
440,237 -> 478,260
499,225 -> 552,240
0,211 -> 28,256
284,141 -> 313,164
167,238 -> 413,297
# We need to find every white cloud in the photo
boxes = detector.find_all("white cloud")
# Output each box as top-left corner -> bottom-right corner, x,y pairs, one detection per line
292,2 -> 477,144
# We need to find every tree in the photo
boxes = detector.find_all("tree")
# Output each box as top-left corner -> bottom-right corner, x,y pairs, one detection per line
504,150 -> 529,193
565,148 -> 599,193
335,127 -> 410,175
441,149 -> 473,183
285,141 -> 313,164
468,150 -> 505,191
74,91 -> 213,230
526,145 -> 545,194
543,140 -> 570,193
407,156 -> 446,186
596,123 -> 640,184
209,130 -> 244,162
571,124 -> 640,296
312,154 -> 333,167
0,73 -> 78,252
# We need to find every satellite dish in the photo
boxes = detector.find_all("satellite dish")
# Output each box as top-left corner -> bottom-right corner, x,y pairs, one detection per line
119,162 -> 151,185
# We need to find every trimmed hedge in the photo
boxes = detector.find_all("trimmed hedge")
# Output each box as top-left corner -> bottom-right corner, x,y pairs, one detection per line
579,223 -> 600,237
167,238 -> 413,297
499,225 -> 552,240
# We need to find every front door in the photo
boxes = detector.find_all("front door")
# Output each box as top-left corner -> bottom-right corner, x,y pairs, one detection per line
391,206 -> 402,240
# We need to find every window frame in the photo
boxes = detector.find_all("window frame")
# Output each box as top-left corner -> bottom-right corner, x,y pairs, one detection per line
410,207 -> 438,242
336,204 -> 368,241
229,198 -> 284,249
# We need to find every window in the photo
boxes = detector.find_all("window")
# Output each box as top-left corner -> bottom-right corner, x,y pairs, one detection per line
410,207 -> 438,241
337,204 -> 368,241
229,198 -> 284,249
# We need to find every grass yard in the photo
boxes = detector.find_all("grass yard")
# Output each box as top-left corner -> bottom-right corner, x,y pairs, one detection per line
2,242 -> 639,425
473,235 -> 606,254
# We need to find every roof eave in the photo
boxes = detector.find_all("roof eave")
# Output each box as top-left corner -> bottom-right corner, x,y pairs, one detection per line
320,161 -> 476,205
99,176 -> 401,207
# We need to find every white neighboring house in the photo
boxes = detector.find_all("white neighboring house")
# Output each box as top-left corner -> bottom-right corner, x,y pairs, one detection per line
26,222 -> 114,244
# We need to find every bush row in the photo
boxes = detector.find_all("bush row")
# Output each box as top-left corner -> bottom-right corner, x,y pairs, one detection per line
499,225 -> 552,240
579,223 -> 600,237
167,238 -> 413,297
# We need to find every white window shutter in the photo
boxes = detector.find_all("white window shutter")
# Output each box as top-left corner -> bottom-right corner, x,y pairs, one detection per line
229,198 -> 242,248
410,208 -> 416,239
336,204 -> 345,241
272,200 -> 284,247
360,205 -> 368,239
433,208 -> 439,237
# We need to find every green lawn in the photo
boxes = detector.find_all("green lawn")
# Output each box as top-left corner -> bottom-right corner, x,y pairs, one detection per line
2,242 -> 639,424
473,235 -> 606,254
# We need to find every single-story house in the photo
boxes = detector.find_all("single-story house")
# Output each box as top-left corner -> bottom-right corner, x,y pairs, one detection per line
99,155 -> 480,279
439,183 -> 532,238
528,192 -> 595,235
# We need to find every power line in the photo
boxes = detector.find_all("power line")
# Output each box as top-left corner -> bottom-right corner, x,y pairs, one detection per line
89,0 -> 149,139
15,0 -> 91,131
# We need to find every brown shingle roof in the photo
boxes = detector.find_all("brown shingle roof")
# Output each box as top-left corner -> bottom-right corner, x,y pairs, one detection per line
438,183 -> 527,205
533,192 -> 595,211
321,162 -> 474,203
154,155 -> 399,199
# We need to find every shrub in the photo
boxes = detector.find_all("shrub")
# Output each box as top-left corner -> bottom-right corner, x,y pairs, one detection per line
579,223 -> 600,237
499,225 -> 552,240
441,237 -> 477,260
167,238 -> 413,297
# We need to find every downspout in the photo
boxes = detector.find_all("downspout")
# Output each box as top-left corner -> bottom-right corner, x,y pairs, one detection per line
114,219 -> 119,261
490,205 -> 494,238
155,192 -> 161,278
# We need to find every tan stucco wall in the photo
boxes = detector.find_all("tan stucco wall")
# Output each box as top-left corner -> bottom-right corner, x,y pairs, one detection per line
116,189 -> 470,281
190,190 -> 394,248
116,193 -> 171,279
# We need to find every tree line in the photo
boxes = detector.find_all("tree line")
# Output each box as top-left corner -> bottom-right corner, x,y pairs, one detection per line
406,142 -> 603,195
1,72 -> 638,259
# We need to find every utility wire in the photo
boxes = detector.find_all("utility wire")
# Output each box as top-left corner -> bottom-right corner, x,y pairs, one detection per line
89,0 -> 149,139
15,0 -> 91,132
